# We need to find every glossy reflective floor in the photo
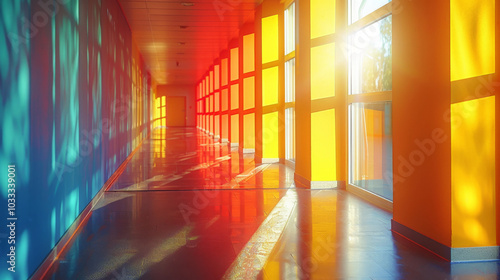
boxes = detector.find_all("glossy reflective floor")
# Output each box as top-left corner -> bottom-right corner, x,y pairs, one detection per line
43,128 -> 500,280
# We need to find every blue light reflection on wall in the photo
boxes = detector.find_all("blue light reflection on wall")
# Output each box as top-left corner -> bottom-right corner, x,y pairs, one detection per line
0,0 -> 151,278
0,0 -> 31,279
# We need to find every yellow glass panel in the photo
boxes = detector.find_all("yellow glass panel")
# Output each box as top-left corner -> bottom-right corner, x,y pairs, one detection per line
244,113 -> 255,149
310,0 -> 335,39
311,43 -> 335,100
311,109 -> 336,181
244,77 -> 255,110
222,89 -> 229,111
263,112 -> 279,158
215,65 -> 220,90
451,0 -> 495,81
262,15 -> 279,64
243,34 -> 255,73
451,96 -> 496,247
231,84 -> 239,110
263,66 -> 279,106
221,58 -> 228,86
230,48 -> 239,81
231,114 -> 239,143
154,98 -> 161,122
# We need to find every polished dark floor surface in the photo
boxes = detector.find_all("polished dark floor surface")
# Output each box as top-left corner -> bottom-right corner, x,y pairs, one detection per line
44,128 -> 500,280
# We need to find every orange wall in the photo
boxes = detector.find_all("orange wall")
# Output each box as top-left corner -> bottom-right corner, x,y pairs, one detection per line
497,0 -> 500,246
295,0 -> 312,182
392,0 -> 452,246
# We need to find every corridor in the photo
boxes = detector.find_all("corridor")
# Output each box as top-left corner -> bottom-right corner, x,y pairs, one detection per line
41,128 -> 499,279
2,0 -> 500,279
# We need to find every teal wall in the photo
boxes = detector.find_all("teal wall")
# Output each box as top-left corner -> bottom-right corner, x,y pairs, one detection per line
0,0 -> 151,278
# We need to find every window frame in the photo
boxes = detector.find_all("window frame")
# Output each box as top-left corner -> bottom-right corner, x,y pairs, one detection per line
346,1 -> 394,203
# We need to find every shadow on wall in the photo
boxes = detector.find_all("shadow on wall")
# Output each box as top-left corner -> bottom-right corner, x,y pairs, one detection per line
0,0 -> 151,278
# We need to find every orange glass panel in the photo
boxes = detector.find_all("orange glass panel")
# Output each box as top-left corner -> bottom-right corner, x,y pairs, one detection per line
221,58 -> 228,86
214,65 -> 220,90
214,92 -> 219,112
243,34 -> 255,73
243,77 -> 255,110
209,71 -> 214,93
230,48 -> 239,81
222,114 -> 228,140
231,84 -> 239,110
231,114 -> 239,144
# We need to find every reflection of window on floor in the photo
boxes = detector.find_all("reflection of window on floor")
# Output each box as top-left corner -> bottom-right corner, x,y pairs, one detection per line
348,1 -> 393,200
153,96 -> 167,159
154,96 -> 166,128
160,96 -> 166,127
285,3 -> 295,162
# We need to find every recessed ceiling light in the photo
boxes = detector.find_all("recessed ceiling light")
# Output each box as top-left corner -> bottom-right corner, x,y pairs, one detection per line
181,2 -> 195,7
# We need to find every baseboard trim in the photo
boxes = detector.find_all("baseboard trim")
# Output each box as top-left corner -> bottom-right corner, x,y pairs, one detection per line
294,173 -> 310,189
293,173 -> 341,189
242,148 -> 255,154
284,159 -> 295,170
392,220 -> 500,262
262,158 -> 279,163
451,246 -> 500,262
310,181 -> 339,189
346,184 -> 393,212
